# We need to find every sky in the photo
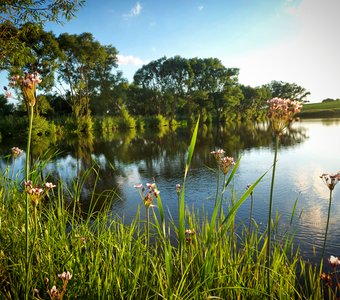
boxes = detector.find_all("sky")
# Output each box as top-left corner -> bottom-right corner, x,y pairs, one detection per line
26,0 -> 340,102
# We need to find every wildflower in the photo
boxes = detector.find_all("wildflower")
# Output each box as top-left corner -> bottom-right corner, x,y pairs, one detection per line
267,97 -> 302,135
185,229 -> 195,235
24,180 -> 33,188
328,255 -> 340,268
11,146 -> 23,158
210,149 -> 225,160
134,183 -> 143,189
8,71 -> 42,107
220,156 -> 235,175
185,229 -> 195,243
33,288 -> 40,297
320,272 -> 333,286
24,181 -> 51,206
44,182 -> 56,189
146,182 -> 156,189
49,285 -> 59,299
320,173 -> 340,191
176,184 -> 181,195
135,182 -> 160,208
58,271 -> 72,281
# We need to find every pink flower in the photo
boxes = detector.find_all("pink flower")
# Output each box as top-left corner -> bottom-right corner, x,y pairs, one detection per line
320,172 -> 340,191
267,97 -> 303,135
211,149 -> 225,160
220,156 -> 235,175
146,183 -> 156,189
44,182 -> 56,189
328,255 -> 340,268
11,147 -> 23,157
58,271 -> 72,281
134,183 -> 143,189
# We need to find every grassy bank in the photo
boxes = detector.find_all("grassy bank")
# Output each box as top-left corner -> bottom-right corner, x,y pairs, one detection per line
299,100 -> 340,118
0,155 -> 327,299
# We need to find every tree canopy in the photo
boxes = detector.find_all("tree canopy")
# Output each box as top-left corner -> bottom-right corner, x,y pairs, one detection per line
0,0 -> 84,68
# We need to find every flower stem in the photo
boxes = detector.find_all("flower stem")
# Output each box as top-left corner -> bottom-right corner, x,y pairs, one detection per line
25,104 -> 34,299
248,192 -> 254,233
146,206 -> 150,248
215,164 -> 220,207
321,189 -> 333,264
267,134 -> 279,295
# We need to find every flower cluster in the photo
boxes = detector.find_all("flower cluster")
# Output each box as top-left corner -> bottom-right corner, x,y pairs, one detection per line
24,180 -> 56,206
320,172 -> 340,191
320,255 -> 340,288
267,97 -> 303,135
36,271 -> 72,300
5,72 -> 42,106
185,229 -> 195,243
134,182 -> 160,208
328,255 -> 340,268
211,149 -> 235,175
11,146 -> 23,158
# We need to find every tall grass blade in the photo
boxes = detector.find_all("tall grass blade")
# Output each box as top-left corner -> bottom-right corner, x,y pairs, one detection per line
220,170 -> 267,230
178,116 -> 200,246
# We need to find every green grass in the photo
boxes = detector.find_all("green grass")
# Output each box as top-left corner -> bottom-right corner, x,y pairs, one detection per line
299,100 -> 340,118
0,119 -> 337,299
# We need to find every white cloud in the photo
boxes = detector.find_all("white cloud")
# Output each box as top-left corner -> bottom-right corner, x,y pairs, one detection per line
198,5 -> 204,11
123,2 -> 142,18
117,55 -> 145,66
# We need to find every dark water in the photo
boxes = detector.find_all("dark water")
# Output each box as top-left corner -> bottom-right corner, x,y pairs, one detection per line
1,118 -> 340,262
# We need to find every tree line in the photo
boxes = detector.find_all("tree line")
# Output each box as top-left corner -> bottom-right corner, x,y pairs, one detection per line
1,1 -> 311,125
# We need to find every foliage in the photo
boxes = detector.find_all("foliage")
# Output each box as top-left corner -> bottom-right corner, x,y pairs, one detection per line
31,115 -> 55,141
57,32 -> 118,118
0,0 -> 84,68
264,80 -> 310,102
64,115 -> 93,134
132,56 -> 242,122
0,94 -> 15,116
116,106 -> 136,129
144,114 -> 169,128
0,114 -> 28,138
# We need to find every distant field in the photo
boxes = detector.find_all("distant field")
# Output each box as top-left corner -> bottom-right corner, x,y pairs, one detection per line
298,100 -> 340,118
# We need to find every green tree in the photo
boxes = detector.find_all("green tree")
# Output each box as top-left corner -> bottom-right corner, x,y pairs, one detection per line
239,85 -> 271,119
189,58 -> 241,122
133,56 -> 241,122
0,0 -> 84,67
264,80 -> 310,101
89,46 -> 123,115
4,24 -> 61,116
0,94 -> 14,116
57,32 -> 118,118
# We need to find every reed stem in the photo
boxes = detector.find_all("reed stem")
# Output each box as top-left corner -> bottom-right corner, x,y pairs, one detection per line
321,189 -> 333,264
25,104 -> 34,299
267,133 -> 279,295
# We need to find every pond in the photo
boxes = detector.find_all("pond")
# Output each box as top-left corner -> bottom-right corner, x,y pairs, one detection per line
1,118 -> 340,263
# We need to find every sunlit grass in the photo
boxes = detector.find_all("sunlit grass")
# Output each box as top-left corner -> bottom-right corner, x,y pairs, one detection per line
0,118 -> 335,299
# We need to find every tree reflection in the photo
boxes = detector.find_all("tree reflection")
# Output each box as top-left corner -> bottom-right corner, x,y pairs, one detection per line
0,121 -> 309,213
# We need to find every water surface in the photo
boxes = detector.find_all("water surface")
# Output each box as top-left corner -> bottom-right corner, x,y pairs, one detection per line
1,118 -> 339,262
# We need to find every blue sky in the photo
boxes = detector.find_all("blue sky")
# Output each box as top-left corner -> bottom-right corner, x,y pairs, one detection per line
26,0 -> 340,101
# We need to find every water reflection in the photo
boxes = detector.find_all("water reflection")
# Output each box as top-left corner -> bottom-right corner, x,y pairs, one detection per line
2,119 -> 340,262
